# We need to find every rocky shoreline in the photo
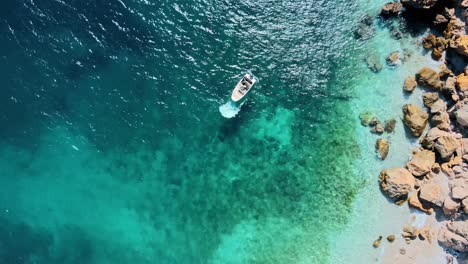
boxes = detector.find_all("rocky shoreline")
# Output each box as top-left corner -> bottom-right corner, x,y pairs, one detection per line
360,0 -> 468,263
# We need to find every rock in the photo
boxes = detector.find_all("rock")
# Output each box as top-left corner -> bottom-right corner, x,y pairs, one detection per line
431,112 -> 450,131
420,183 -> 445,207
354,23 -> 374,40
432,163 -> 441,173
373,236 -> 383,248
456,104 -> 468,127
429,99 -> 446,114
420,127 -> 450,149
435,136 -> 460,160
371,123 -> 385,135
416,67 -> 442,90
384,119 -> 397,133
404,76 -> 417,92
379,168 -> 415,199
390,27 -> 403,40
418,225 -> 434,243
443,197 -> 460,215
451,179 -> 468,200
406,149 -> 435,176
433,14 -> 448,26
423,34 -> 437,49
463,198 -> 468,214
403,104 -> 429,137
431,47 -> 443,60
365,56 -> 383,73
386,51 -> 400,66
402,225 -> 419,239
359,112 -> 374,126
422,92 -> 439,108
409,191 -> 434,214
457,73 -> 468,92
387,235 -> 396,242
443,8 -> 455,19
401,0 -> 438,9
452,35 -> 468,58
444,76 -> 456,94
438,221 -> 468,252
439,67 -> 453,81
376,139 -> 390,160
381,2 -> 403,16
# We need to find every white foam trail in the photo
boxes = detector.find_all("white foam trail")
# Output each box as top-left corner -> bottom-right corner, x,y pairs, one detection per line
219,101 -> 242,118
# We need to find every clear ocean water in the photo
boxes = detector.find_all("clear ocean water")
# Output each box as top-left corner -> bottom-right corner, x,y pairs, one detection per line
0,0 -> 415,263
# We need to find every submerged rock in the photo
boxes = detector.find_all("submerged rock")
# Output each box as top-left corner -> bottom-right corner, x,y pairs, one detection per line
384,119 -> 397,133
438,221 -> 468,252
365,56 -> 383,73
387,235 -> 396,242
380,168 -> 415,199
373,236 -> 383,248
376,138 -> 390,160
403,104 -> 429,137
416,67 -> 442,90
404,76 -> 417,92
402,225 -> 419,239
406,149 -> 435,176
359,111 -> 374,126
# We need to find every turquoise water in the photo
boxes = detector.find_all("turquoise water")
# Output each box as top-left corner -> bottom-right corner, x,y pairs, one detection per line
0,0 -> 383,263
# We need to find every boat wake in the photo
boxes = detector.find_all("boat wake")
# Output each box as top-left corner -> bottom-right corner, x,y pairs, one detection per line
219,101 -> 242,118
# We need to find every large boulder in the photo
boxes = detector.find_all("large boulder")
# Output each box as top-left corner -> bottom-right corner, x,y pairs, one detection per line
456,103 -> 468,127
406,150 -> 435,176
381,2 -> 403,17
420,127 -> 451,149
404,76 -> 417,92
416,67 -> 442,90
422,92 -> 439,108
435,135 -> 460,160
376,138 -> 390,160
457,73 -> 468,92
379,168 -> 415,199
438,221 -> 468,252
452,35 -> 468,58
420,183 -> 445,207
401,0 -> 438,9
403,104 -> 429,137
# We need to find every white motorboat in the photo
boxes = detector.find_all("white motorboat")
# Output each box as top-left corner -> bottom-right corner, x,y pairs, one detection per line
230,73 -> 257,102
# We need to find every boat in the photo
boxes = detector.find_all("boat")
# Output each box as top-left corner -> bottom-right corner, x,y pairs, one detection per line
231,73 -> 257,102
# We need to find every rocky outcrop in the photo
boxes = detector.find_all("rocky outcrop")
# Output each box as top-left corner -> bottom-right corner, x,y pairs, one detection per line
381,2 -> 403,17
380,168 -> 415,199
434,135 -> 460,160
438,221 -> 468,252
420,127 -> 451,149
401,0 -> 438,9
420,183 -> 445,207
376,138 -> 390,160
404,76 -> 417,92
409,191 -> 434,214
416,67 -> 442,90
406,149 -> 435,176
403,104 -> 429,137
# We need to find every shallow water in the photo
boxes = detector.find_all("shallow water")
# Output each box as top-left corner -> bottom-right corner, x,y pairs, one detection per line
0,0 -> 433,263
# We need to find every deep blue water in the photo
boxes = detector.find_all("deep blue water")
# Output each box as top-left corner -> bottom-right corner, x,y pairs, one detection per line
0,0 -> 370,263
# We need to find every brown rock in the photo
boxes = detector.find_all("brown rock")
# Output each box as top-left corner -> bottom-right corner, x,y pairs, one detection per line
402,225 -> 419,239
433,14 -> 448,26
438,221 -> 468,252
457,73 -> 468,92
403,104 -> 429,137
431,112 -> 450,131
386,51 -> 400,66
373,236 -> 383,248
456,103 -> 468,127
429,99 -> 446,114
379,168 -> 415,199
418,225 -> 434,243
435,136 -> 460,160
387,235 -> 396,242
416,67 -> 442,90
404,76 -> 417,92
401,0 -> 438,9
384,119 -> 397,133
420,127 -> 450,149
371,123 -> 385,135
406,149 -> 435,176
422,34 -> 437,49
452,35 -> 468,58
451,179 -> 468,200
443,197 -> 460,215
408,191 -> 434,214
422,92 -> 439,108
381,2 -> 403,16
462,198 -> 468,214
376,139 -> 390,160
420,183 -> 444,207
432,163 -> 441,173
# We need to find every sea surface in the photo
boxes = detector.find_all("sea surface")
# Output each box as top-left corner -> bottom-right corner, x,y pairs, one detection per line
0,0 -> 430,263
